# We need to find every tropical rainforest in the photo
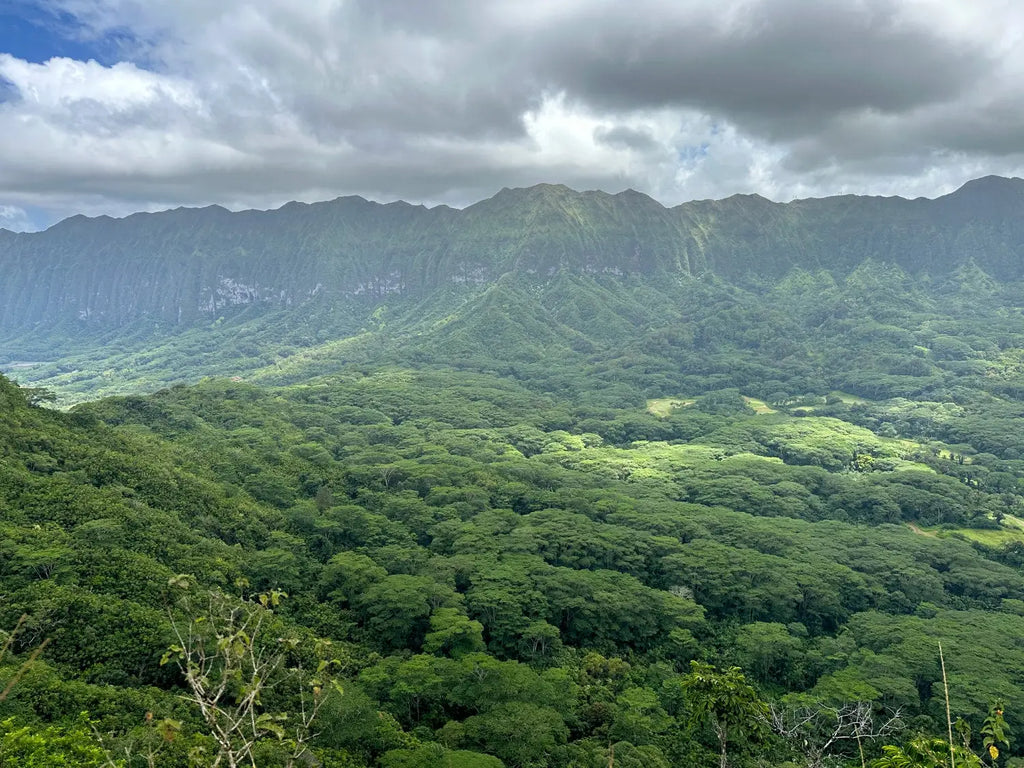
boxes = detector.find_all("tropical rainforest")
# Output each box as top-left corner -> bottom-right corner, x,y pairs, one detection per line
4,177 -> 1024,766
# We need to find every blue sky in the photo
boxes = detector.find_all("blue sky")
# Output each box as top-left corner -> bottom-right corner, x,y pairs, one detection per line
0,0 -> 151,231
0,1 -> 130,66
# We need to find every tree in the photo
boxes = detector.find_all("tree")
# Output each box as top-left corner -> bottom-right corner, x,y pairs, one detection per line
980,700 -> 1009,762
872,736 -> 983,768
423,608 -> 485,658
766,701 -> 902,768
314,485 -> 334,512
161,577 -> 341,768
0,715 -> 112,767
0,613 -> 50,702
872,701 -> 1010,768
356,574 -> 461,651
682,661 -> 767,768
381,742 -> 505,767
462,702 -> 568,768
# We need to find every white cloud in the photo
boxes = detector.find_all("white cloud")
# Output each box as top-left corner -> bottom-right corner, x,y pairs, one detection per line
0,204 -> 35,232
0,54 -> 242,184
1,0 -> 1024,225
0,54 -> 199,113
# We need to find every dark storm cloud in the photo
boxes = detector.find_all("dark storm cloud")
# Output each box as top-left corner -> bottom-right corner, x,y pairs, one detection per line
202,0 -> 996,147
201,1 -> 542,144
528,0 -> 993,135
278,0 -> 1005,163
242,0 -> 998,145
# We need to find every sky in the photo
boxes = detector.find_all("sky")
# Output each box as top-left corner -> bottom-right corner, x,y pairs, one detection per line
1,0 -> 1024,231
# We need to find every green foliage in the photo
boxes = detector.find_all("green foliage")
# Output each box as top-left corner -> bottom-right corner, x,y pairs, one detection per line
9,191 -> 1024,766
381,743 -> 505,768
159,584 -> 342,768
682,661 -> 768,767
0,716 -> 114,767
873,737 -> 983,768
983,701 -> 1011,758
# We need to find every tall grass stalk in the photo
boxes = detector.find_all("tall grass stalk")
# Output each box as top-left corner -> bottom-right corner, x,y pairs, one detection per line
939,642 -> 955,768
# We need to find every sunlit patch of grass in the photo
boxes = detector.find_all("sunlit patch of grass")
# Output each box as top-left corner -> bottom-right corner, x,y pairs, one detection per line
741,396 -> 776,414
646,397 -> 695,417
646,395 -> 776,417
951,527 -> 1024,547
912,514 -> 1024,547
1001,513 -> 1024,531
830,391 -> 869,405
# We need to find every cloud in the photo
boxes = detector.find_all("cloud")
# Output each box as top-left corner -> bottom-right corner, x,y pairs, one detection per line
594,126 -> 660,153
537,0 -> 994,133
0,204 -> 35,232
0,54 -> 243,190
1,0 -> 1024,225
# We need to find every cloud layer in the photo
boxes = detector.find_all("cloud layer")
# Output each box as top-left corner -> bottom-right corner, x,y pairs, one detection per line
2,0 -> 1024,228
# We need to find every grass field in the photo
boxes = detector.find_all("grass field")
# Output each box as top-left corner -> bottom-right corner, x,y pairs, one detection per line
831,391 -> 869,405
783,391 -> 870,412
742,396 -> 776,414
909,514 -> 1024,547
950,527 -> 1024,547
646,395 -> 776,417
646,397 -> 695,417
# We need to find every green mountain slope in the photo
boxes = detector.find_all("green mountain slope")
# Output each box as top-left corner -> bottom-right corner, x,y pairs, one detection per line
3,176 -> 1024,335
7,178 -> 1024,764
4,175 -> 1024,402
5,357 -> 1024,765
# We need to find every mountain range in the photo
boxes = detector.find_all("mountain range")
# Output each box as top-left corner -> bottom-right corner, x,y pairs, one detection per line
7,176 -> 1024,765
3,175 -> 1024,402
3,175 -> 1023,332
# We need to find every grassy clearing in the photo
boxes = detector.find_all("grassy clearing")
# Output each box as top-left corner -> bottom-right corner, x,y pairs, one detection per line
646,395 -> 776,417
742,396 -> 776,414
910,514 -> 1024,547
646,397 -> 694,417
1002,513 -> 1024,531
831,391 -> 869,405
783,392 -> 871,412
951,527 -> 1024,547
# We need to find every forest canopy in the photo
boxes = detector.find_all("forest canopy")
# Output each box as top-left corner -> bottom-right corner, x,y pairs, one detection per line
7,185 -> 1024,765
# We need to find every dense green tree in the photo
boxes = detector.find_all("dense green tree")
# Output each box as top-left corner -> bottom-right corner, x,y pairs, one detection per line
0,716 -> 114,767
682,662 -> 768,768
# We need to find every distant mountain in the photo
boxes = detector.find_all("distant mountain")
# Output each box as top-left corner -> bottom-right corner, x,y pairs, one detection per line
3,177 -> 1024,334
5,176 -> 1024,403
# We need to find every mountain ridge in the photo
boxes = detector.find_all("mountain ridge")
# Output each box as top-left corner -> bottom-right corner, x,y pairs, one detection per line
3,175 -> 1024,378
24,174 -> 1024,232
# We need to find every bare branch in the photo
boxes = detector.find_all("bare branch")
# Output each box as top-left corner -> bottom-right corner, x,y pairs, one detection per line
765,701 -> 903,768
162,584 -> 337,768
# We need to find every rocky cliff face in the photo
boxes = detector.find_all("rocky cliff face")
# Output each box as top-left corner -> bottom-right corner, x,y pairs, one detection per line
2,176 -> 1023,332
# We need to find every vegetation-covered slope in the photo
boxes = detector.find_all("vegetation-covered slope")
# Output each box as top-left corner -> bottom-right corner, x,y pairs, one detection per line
0,175 -> 1022,335
4,176 -> 1024,405
5,178 -> 1024,766
5,352 -> 1024,765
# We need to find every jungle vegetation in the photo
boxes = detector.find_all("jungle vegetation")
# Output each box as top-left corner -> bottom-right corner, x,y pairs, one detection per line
5,180 -> 1024,765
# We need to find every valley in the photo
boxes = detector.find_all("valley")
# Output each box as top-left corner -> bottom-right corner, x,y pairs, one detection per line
4,180 -> 1024,766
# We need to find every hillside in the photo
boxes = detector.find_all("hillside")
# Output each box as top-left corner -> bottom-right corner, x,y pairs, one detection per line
2,177 -> 1023,330
5,177 -> 1024,765
6,358 -> 1024,766
4,176 -> 1024,403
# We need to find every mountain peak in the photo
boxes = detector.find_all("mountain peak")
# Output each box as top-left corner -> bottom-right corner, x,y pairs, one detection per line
489,183 -> 577,201
611,188 -> 663,207
948,175 -> 1024,197
939,175 -> 1024,218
